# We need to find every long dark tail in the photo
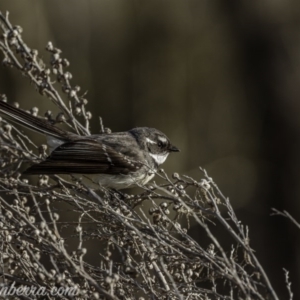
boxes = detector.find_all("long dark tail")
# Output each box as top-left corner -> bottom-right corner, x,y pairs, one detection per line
0,101 -> 69,140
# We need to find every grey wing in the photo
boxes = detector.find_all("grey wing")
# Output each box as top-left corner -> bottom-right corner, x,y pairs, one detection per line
24,138 -> 143,175
91,132 -> 141,156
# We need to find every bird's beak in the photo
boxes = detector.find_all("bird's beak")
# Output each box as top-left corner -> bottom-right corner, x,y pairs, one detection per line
168,144 -> 180,152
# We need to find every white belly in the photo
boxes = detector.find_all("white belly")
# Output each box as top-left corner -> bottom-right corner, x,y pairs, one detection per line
94,171 -> 155,189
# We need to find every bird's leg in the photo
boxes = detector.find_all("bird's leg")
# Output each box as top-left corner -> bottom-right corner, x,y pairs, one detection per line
109,188 -> 126,201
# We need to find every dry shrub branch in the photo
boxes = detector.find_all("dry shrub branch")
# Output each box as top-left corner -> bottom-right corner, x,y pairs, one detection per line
0,11 -> 285,300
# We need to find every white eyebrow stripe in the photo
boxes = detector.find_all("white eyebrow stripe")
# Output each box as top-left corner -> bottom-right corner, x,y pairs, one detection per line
146,138 -> 156,144
158,136 -> 167,143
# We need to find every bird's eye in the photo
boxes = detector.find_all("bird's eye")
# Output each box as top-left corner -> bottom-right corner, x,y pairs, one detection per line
157,141 -> 163,148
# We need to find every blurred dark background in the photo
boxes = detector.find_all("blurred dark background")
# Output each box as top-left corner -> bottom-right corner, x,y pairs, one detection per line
1,1 -> 300,298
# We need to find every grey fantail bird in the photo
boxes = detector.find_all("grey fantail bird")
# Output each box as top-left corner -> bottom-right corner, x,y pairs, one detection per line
0,101 -> 179,189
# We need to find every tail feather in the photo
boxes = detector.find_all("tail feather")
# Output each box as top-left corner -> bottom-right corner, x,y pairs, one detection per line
0,101 -> 68,140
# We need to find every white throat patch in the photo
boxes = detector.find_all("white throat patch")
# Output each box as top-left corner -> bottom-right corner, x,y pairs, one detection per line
149,153 -> 169,165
